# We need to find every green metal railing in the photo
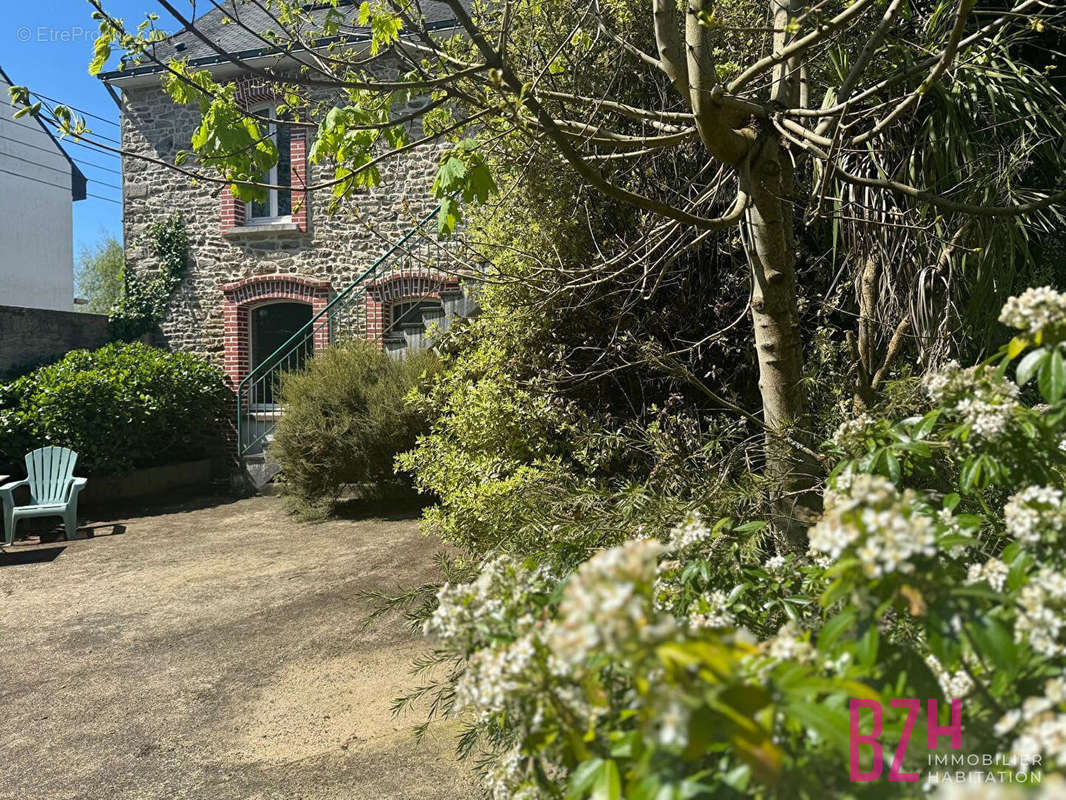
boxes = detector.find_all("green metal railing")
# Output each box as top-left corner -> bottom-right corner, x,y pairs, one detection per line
236,203 -> 444,456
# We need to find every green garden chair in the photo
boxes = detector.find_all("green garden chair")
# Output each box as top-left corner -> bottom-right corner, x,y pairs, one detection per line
1,447 -> 87,546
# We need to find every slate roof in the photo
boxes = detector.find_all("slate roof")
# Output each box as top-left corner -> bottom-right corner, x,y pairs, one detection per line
99,0 -> 462,79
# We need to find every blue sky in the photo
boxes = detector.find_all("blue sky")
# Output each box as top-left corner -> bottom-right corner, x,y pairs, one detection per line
4,1 -> 171,259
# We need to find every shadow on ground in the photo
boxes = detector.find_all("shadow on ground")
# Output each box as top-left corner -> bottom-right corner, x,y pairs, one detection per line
0,494 -> 473,800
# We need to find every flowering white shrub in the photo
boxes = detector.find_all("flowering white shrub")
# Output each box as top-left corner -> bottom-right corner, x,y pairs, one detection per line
1005,486 -> 1066,548
999,286 -> 1066,340
548,539 -> 673,667
924,653 -> 974,699
687,589 -> 736,629
667,512 -> 712,551
930,774 -> 1066,800
409,288 -> 1066,799
923,361 -> 1020,441
998,678 -> 1066,772
1014,568 -> 1066,659
423,554 -> 556,646
831,411 -> 877,450
966,557 -> 1009,592
808,474 -> 938,578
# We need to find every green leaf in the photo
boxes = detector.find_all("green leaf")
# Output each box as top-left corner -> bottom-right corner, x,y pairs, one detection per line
817,608 -> 857,651
885,451 -> 901,483
734,520 -> 767,533
967,617 -> 1017,672
1040,348 -> 1066,403
592,760 -> 621,800
1016,347 -> 1047,385
89,34 -> 113,75
567,759 -> 605,799
787,702 -> 852,753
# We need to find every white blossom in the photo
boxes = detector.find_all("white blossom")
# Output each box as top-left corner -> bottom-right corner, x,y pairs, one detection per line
924,653 -> 974,699
966,557 -> 1009,592
657,699 -> 690,747
831,413 -> 876,451
1014,568 -> 1066,658
808,475 -> 936,578
424,554 -> 554,643
1003,678 -> 1066,772
999,286 -> 1066,339
548,539 -> 674,669
929,774 -> 1066,799
668,512 -> 712,552
765,555 -> 787,572
761,621 -> 815,664
688,590 -> 735,629
922,362 -> 1020,441
1004,486 -> 1066,547
995,709 -> 1022,736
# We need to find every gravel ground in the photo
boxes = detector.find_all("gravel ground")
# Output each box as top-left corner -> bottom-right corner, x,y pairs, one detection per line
0,495 -> 475,800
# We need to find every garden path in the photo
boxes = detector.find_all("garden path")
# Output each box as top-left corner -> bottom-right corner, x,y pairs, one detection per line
0,495 -> 473,800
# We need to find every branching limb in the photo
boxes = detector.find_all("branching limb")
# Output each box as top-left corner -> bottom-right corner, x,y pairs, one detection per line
727,0 -> 881,93
777,124 -> 1066,217
853,0 -> 976,145
686,0 -> 752,165
441,0 -> 752,230
652,0 -> 689,96
814,0 -> 903,137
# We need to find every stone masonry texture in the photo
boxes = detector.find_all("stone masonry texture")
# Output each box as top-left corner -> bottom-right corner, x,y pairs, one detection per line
0,306 -> 110,378
119,62 -> 457,380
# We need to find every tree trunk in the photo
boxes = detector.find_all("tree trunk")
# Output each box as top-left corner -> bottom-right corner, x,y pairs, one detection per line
744,134 -> 822,548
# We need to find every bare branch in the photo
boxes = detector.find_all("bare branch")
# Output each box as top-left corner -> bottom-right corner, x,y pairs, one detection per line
853,0 -> 976,145
652,0 -> 689,96
777,124 -> 1066,217
728,0 -> 883,94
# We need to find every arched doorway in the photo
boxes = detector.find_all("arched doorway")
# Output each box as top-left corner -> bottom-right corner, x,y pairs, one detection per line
250,301 -> 313,405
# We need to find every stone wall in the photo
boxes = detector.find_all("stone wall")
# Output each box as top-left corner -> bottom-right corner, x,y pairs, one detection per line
119,62 -> 457,373
0,305 -> 110,379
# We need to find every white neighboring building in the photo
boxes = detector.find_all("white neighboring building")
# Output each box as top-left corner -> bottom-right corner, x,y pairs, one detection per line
0,66 -> 86,311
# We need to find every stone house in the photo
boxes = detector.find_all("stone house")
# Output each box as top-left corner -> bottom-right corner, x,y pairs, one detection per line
98,1 -> 475,456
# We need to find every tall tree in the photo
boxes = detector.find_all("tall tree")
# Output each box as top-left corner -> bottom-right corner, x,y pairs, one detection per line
21,0 -> 1064,542
75,234 -> 124,314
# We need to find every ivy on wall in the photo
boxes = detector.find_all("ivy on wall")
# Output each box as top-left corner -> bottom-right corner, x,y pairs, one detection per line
109,215 -> 189,341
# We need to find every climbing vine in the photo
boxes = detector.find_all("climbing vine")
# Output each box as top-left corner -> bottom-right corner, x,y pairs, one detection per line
109,214 -> 189,341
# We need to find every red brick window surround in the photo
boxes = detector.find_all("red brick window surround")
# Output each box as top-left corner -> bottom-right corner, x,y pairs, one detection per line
221,275 -> 332,387
220,77 -> 309,235
365,271 -> 459,344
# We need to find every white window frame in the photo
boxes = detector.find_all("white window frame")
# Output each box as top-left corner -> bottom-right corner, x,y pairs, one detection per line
246,107 -> 293,226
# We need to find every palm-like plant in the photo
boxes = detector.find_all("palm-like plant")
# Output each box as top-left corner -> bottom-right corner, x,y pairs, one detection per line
827,17 -> 1066,407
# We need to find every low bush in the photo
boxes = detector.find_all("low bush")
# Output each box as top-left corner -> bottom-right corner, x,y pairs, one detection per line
0,341 -> 230,475
271,340 -> 440,517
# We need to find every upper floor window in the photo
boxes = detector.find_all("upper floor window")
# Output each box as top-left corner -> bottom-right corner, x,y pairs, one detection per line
248,109 -> 292,224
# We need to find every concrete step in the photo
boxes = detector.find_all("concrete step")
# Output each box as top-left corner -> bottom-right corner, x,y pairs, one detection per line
242,450 -> 282,493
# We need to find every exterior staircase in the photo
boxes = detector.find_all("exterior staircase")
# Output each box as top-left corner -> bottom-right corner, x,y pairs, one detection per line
236,202 -> 478,483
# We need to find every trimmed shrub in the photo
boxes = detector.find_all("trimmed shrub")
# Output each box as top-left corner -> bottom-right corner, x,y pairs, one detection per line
0,342 -> 230,475
271,340 -> 440,516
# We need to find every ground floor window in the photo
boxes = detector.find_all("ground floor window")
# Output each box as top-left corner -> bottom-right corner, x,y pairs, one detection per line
390,298 -> 442,331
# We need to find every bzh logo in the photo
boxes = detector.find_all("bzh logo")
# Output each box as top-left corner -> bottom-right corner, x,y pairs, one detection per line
849,698 -> 961,782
